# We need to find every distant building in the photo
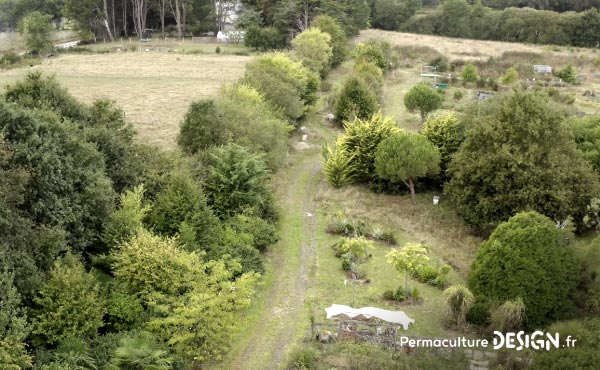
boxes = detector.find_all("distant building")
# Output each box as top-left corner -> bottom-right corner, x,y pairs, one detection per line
534,65 -> 553,73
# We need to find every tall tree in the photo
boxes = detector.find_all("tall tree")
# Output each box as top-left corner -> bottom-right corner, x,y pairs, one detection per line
446,91 -> 600,232
469,212 -> 579,328
404,83 -> 443,123
131,0 -> 149,38
375,132 -> 441,202
19,11 -> 53,54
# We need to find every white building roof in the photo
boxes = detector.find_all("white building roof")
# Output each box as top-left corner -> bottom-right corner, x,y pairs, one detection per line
325,304 -> 415,330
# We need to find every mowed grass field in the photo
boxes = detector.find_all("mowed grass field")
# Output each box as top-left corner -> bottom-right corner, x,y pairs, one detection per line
0,52 -> 251,148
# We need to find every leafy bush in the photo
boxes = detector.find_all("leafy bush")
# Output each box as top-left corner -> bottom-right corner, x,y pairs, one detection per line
443,285 -> 475,327
334,113 -> 402,182
353,39 -> 396,71
466,299 -> 491,326
146,170 -> 221,251
177,99 -> 225,154
331,237 -> 372,260
32,254 -> 106,345
334,76 -> 379,123
218,84 -> 292,169
227,213 -> 278,252
289,347 -> 317,369
370,227 -> 397,244
500,67 -> 519,84
447,91 -> 600,232
491,297 -> 526,333
461,63 -> 478,84
421,113 -> 464,177
383,287 -> 409,302
0,271 -> 32,369
291,28 -> 333,75
104,286 -> 145,332
244,26 -> 286,51
0,51 -> 22,67
326,211 -> 358,236
413,264 -> 450,288
354,61 -> 385,96
468,212 -> 579,328
532,319 -> 600,370
404,83 -> 443,123
178,85 -> 290,170
556,64 -> 577,84
570,115 -> 600,174
579,235 -> 600,313
311,15 -> 348,67
429,56 -> 449,72
243,53 -> 318,122
202,143 -> 276,221
103,185 -> 149,249
322,140 -> 357,188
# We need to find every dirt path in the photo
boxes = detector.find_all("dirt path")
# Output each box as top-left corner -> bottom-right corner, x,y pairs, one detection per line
223,152 -> 322,370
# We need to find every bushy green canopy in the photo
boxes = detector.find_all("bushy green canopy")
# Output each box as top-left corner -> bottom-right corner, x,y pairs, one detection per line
335,76 -> 379,123
243,53 -> 318,122
468,212 -> 579,328
404,84 -> 443,123
32,254 -> 106,345
335,113 -> 403,182
375,132 -> 441,185
292,28 -> 333,75
421,113 -> 465,177
446,91 -> 600,232
311,15 -> 348,66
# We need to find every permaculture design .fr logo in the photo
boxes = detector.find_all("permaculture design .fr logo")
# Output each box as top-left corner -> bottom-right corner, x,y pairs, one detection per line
399,331 -> 577,351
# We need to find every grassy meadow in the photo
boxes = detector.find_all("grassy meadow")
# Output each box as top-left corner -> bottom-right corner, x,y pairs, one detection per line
0,46 -> 251,149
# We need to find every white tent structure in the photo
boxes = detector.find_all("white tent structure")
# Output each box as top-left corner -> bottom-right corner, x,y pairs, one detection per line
325,304 -> 415,330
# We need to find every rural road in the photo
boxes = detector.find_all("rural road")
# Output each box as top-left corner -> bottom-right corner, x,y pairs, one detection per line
224,152 -> 322,370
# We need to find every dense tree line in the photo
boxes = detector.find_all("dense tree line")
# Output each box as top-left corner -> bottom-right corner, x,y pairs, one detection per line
483,0 -> 600,12
398,0 -> 600,47
0,63 -> 296,366
239,0 -> 370,50
0,0 -> 235,39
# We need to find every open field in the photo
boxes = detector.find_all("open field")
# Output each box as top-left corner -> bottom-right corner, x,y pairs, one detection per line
356,29 -> 600,62
0,52 -> 251,148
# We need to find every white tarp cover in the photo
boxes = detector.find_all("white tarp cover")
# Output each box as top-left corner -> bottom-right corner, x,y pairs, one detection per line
325,304 -> 415,330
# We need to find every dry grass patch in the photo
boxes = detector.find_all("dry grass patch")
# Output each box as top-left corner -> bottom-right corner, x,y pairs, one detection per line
356,29 -> 598,62
0,52 -> 251,149
315,184 -> 481,277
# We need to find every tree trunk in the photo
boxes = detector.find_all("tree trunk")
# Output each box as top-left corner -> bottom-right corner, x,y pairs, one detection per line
403,177 -> 416,203
170,0 -> 182,38
182,1 -> 187,35
123,0 -> 128,36
159,0 -> 166,37
103,0 -> 115,41
111,0 -> 116,37
131,0 -> 148,39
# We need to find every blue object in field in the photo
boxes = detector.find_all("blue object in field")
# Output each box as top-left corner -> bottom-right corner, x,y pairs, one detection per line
436,83 -> 449,89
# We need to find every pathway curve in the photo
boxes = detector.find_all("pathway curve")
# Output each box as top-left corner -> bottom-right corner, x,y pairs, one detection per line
223,151 -> 322,370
